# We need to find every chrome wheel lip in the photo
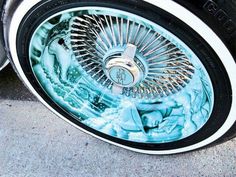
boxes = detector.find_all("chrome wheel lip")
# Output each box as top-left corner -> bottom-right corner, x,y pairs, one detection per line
8,0 -> 236,154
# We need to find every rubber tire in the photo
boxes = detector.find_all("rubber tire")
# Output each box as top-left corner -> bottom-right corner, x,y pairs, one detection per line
173,0 -> 236,147
3,0 -> 236,154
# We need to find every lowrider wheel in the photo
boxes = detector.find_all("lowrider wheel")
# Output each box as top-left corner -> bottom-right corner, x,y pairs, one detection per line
3,0 -> 236,154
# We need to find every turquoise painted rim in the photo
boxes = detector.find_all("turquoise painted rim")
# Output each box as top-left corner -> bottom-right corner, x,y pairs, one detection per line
29,7 -> 214,143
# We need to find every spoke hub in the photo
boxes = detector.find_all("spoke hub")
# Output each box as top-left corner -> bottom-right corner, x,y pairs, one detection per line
105,58 -> 143,87
105,44 -> 144,88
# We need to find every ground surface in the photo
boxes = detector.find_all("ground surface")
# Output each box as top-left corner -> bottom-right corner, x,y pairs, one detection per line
0,65 -> 236,177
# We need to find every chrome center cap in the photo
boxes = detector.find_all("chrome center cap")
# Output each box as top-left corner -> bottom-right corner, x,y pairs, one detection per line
106,59 -> 142,87
105,44 -> 143,88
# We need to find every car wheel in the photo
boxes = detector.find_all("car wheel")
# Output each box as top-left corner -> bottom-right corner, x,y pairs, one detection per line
3,0 -> 236,154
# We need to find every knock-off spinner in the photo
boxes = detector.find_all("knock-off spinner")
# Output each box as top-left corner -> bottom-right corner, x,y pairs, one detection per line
105,44 -> 144,88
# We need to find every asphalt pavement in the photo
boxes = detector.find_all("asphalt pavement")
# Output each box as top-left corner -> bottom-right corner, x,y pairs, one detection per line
0,65 -> 236,177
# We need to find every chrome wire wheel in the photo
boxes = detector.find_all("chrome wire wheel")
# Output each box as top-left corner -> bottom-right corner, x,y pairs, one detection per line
70,14 -> 195,99
9,0 -> 235,154
28,7 -> 214,143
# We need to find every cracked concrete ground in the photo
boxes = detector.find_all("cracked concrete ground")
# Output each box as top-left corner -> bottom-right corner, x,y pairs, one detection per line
0,65 -> 236,177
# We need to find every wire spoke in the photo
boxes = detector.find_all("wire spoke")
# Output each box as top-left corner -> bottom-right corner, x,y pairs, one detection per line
70,13 -> 195,99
